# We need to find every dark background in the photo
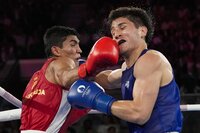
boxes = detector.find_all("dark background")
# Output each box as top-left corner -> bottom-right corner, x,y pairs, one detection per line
0,0 -> 199,132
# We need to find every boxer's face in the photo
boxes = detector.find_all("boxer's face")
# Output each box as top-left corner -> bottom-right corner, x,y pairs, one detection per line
110,17 -> 144,57
60,35 -> 82,62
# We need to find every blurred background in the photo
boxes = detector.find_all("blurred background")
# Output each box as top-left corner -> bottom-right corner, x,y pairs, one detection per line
0,0 -> 200,132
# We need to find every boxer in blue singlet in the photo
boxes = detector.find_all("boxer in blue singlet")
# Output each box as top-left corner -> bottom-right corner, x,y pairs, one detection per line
94,7 -> 183,133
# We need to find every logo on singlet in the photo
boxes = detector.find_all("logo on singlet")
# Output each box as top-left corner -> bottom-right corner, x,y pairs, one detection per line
125,81 -> 130,88
25,89 -> 45,99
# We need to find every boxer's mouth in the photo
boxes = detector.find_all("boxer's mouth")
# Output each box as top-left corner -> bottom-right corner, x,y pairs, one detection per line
118,39 -> 126,45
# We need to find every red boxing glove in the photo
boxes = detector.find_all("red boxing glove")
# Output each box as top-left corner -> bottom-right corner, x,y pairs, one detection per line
78,36 -> 119,78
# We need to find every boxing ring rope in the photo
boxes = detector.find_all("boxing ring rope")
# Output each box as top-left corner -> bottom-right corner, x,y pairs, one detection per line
0,86 -> 200,122
0,86 -> 22,108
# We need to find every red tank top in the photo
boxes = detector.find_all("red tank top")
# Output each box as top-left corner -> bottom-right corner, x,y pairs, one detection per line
20,58 -> 89,132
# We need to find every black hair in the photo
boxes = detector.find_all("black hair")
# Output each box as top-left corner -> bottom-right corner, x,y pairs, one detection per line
107,6 -> 154,44
43,25 -> 79,57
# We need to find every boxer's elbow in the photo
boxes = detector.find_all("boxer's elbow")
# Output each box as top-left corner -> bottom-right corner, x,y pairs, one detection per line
128,107 -> 150,125
135,114 -> 150,125
135,112 -> 150,125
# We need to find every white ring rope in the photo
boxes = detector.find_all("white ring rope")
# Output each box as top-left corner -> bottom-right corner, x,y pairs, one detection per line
180,104 -> 200,112
0,109 -> 21,121
0,86 -> 199,122
0,86 -> 22,108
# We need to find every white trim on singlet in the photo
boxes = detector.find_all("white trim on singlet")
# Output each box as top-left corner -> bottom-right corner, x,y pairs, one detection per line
46,89 -> 71,133
21,130 -> 46,133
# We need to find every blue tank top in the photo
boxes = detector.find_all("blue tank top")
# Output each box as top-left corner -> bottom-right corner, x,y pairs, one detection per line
121,49 -> 183,133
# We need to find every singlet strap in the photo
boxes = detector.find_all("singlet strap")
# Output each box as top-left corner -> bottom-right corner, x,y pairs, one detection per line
41,58 -> 55,72
139,49 -> 148,58
134,49 -> 148,64
125,49 -> 148,70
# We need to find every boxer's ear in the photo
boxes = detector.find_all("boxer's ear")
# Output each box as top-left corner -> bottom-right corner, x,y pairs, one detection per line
139,26 -> 147,39
51,46 -> 61,56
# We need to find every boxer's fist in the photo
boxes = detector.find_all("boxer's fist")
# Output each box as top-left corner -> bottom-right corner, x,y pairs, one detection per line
67,79 -> 116,114
78,37 -> 119,78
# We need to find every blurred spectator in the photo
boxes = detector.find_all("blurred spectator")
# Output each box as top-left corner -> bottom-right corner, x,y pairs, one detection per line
107,126 -> 117,133
77,118 -> 96,133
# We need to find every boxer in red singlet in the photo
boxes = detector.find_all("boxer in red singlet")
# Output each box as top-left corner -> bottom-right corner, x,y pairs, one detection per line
20,26 -> 89,133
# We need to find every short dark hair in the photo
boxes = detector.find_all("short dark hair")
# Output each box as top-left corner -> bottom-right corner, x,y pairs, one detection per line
107,7 -> 154,44
43,25 -> 79,57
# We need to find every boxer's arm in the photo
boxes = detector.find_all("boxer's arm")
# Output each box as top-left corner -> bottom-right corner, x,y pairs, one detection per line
111,53 -> 162,125
95,69 -> 121,89
46,57 -> 79,89
94,62 -> 126,89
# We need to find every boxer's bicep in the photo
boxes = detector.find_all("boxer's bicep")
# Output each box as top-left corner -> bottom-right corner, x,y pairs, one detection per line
108,69 -> 122,88
95,69 -> 121,89
49,59 -> 78,89
107,62 -> 126,88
